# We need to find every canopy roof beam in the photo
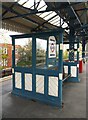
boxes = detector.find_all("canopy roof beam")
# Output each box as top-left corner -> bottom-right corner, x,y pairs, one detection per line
2,0 -> 20,17
31,14 -> 58,32
2,4 -> 50,30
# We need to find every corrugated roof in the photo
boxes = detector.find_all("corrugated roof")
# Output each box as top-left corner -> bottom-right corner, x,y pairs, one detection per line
1,0 -> 88,42
2,2 -> 57,33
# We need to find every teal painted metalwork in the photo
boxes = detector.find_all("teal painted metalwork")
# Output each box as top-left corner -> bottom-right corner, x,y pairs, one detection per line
10,28 -> 80,108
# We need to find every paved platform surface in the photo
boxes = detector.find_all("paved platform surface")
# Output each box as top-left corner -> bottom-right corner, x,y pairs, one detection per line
0,63 -> 87,118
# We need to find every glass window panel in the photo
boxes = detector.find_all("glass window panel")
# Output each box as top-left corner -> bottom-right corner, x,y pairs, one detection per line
15,38 -> 32,67
36,38 -> 47,68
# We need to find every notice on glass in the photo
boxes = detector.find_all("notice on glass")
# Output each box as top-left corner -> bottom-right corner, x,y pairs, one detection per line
48,36 -> 56,58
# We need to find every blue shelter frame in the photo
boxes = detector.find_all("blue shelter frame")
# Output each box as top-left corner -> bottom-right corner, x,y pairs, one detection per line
11,28 -> 80,108
63,28 -> 80,82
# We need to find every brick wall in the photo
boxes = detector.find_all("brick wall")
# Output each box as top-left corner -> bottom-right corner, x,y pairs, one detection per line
0,43 -> 20,68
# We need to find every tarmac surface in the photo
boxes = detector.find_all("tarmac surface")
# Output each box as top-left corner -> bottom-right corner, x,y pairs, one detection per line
0,63 -> 87,118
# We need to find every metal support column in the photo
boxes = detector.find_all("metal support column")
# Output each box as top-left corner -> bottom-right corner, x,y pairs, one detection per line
46,39 -> 49,67
67,27 -> 80,82
77,39 -> 80,80
82,39 -> 85,59
58,32 -> 63,107
69,28 -> 75,61
12,37 -> 15,91
32,37 -> 36,94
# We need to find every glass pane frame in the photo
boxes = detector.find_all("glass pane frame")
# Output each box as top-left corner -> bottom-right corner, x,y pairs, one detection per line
36,38 -> 47,68
14,38 -> 32,68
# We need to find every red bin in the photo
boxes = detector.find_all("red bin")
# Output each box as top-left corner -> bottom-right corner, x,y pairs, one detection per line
79,60 -> 83,73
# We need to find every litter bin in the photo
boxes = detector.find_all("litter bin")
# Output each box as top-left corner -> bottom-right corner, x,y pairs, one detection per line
79,59 -> 83,73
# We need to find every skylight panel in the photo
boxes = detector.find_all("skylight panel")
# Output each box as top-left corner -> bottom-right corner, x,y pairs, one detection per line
39,12 -> 52,18
37,0 -> 47,11
65,29 -> 69,33
18,0 -> 27,5
49,16 -> 59,22
50,17 -> 60,24
53,21 -> 60,26
44,12 -> 56,20
36,13 -> 42,16
62,22 -> 68,28
54,23 -> 59,26
18,0 -> 68,28
36,0 -> 41,3
23,0 -> 34,9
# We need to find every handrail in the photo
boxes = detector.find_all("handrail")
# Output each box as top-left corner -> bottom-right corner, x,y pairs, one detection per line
62,74 -> 71,82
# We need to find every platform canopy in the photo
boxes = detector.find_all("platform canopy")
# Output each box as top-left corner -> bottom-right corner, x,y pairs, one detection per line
1,0 -> 88,43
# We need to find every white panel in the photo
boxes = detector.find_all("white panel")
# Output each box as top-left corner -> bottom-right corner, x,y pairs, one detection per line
12,68 -> 14,73
64,66 -> 68,74
78,48 -> 80,52
15,72 -> 21,89
77,64 -> 79,68
60,43 -> 63,50
59,73 -> 62,80
71,66 -> 77,77
48,77 -> 58,97
36,75 -> 44,94
48,65 -> 53,67
74,44 -> 77,49
25,74 -> 32,91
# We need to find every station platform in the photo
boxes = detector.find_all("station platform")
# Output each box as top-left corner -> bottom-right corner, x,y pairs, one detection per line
0,63 -> 87,118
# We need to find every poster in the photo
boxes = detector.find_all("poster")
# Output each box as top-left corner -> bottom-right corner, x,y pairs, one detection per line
48,36 -> 56,58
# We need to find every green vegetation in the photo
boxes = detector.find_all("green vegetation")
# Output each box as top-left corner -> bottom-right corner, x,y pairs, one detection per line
0,43 -> 8,69
63,50 -> 68,60
17,41 -> 46,67
0,66 -> 4,70
17,41 -> 32,67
